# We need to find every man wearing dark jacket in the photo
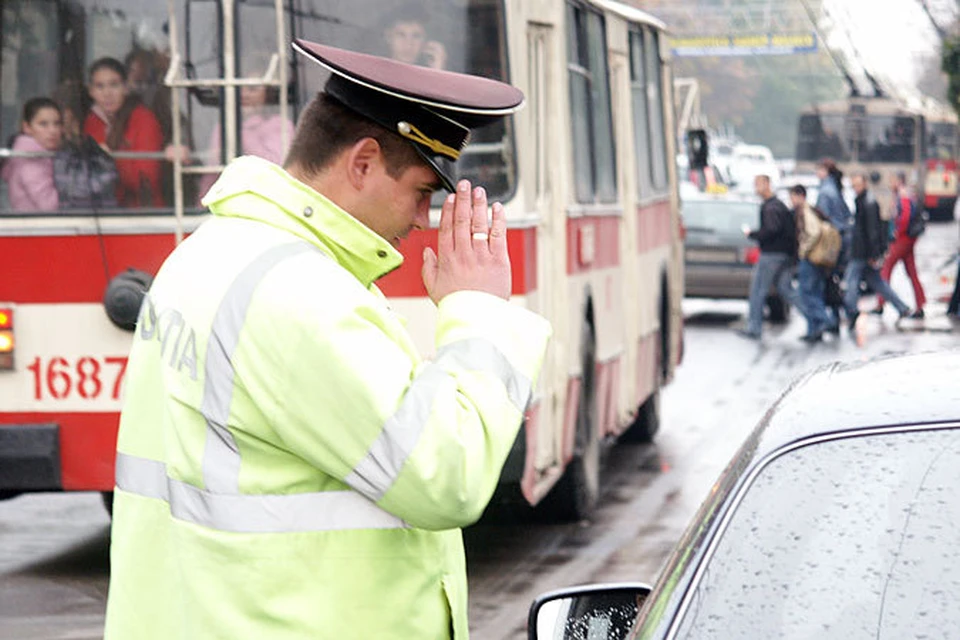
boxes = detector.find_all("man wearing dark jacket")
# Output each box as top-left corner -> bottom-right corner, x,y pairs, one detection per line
843,173 -> 911,332
739,174 -> 801,339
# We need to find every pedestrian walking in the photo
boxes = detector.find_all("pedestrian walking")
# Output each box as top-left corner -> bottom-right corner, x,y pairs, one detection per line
790,184 -> 834,342
872,171 -> 926,319
844,173 -> 913,336
948,220 -> 960,319
948,254 -> 960,319
103,39 -> 552,640
738,174 -> 801,340
814,158 -> 851,332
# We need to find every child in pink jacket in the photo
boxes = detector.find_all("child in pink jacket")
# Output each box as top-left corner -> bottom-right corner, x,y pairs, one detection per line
199,84 -> 295,198
2,97 -> 63,211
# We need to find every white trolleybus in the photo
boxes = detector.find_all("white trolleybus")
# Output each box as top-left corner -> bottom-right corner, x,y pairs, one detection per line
0,0 -> 682,520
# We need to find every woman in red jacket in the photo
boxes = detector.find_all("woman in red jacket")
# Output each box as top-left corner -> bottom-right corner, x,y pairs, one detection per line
83,57 -> 164,207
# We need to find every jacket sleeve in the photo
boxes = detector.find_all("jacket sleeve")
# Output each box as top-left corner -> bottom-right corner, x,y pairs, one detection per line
798,206 -> 821,258
246,269 -> 552,531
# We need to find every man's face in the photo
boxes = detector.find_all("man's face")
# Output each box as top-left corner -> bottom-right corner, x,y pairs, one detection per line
386,21 -> 426,65
789,192 -> 804,209
852,175 -> 866,194
754,176 -> 769,197
359,158 -> 440,248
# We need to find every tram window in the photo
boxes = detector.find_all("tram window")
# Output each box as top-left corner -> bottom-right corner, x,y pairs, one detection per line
645,29 -> 668,193
858,115 -> 917,164
795,114 -> 848,162
927,122 -> 958,160
292,0 -> 516,203
565,1 -> 617,204
629,28 -> 652,199
1,0 -> 200,215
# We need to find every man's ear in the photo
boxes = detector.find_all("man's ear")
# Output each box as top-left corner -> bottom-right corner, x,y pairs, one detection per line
345,137 -> 384,191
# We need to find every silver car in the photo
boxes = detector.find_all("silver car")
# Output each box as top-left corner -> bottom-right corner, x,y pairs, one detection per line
528,350 -> 960,639
682,191 -> 790,322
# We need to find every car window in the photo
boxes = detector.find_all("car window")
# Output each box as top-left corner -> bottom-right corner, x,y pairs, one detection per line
674,428 -> 960,639
681,200 -> 757,234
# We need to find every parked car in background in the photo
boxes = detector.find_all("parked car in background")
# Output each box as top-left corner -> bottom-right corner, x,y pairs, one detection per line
728,143 -> 780,192
682,192 -> 790,322
528,350 -> 960,639
709,138 -> 738,184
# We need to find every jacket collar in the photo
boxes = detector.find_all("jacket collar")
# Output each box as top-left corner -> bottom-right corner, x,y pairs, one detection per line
201,156 -> 403,288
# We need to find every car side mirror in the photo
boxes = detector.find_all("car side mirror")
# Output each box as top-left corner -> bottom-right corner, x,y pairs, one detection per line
528,583 -> 652,640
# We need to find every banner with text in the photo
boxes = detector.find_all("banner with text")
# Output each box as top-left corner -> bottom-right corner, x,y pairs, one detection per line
670,33 -> 818,57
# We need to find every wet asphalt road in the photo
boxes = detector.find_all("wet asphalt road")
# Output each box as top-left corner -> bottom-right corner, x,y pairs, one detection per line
1,220 -> 957,640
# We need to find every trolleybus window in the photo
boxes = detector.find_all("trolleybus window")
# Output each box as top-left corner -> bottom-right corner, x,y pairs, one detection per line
1,0 -> 195,215
797,113 -> 849,162
926,121 -> 958,160
629,28 -> 652,200
1,0 -> 516,214
645,29 -> 668,193
797,113 -> 918,165
566,1 -> 617,205
292,0 -> 516,202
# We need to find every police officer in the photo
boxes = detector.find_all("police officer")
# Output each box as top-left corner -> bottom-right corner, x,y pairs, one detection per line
104,40 -> 552,639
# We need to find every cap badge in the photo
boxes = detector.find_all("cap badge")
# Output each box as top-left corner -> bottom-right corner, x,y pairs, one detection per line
397,121 -> 462,161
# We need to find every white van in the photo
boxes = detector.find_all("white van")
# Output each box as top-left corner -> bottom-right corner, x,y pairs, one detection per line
728,143 -> 781,192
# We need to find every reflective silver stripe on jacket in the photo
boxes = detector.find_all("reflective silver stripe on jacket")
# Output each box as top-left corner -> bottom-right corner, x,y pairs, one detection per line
344,337 -> 532,502
116,452 -> 406,533
201,242 -> 317,493
117,241 -> 404,533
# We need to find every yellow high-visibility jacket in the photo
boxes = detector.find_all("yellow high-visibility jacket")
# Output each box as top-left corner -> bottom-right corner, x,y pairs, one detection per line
104,156 -> 552,639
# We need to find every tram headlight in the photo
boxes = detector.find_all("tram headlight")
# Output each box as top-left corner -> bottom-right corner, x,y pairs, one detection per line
0,307 -> 13,371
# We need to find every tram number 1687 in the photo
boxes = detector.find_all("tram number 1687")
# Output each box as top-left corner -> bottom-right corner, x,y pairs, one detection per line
26,356 -> 128,402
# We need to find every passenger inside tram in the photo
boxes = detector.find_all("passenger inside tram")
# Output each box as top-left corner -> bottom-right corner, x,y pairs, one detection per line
380,6 -> 448,70
83,57 -> 165,208
1,97 -> 63,212
198,52 -> 297,199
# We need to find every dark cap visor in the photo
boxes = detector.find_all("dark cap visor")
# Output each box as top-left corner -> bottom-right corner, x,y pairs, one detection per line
411,145 -> 456,193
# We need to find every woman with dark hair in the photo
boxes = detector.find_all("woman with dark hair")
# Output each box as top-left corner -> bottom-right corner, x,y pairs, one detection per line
2,97 -> 63,211
815,158 -> 852,331
83,57 -> 164,207
815,159 -> 849,221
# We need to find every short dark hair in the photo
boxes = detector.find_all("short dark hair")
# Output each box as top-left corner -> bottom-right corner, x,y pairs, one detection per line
89,57 -> 128,83
21,97 -> 61,125
789,184 -> 807,197
381,5 -> 431,32
284,93 -> 424,179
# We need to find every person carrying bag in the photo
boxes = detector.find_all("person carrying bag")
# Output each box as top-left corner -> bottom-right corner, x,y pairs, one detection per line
807,206 -> 842,270
54,134 -> 119,210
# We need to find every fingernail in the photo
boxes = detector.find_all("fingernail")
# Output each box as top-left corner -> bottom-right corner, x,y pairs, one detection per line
458,180 -> 470,193
447,194 -> 455,204
474,186 -> 486,200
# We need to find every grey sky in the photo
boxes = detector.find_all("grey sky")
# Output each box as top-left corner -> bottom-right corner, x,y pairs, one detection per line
823,0 -> 956,91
